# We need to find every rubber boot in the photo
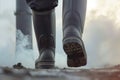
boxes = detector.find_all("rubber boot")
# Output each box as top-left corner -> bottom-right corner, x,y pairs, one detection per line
32,10 -> 56,69
62,0 -> 87,67
26,0 -> 57,69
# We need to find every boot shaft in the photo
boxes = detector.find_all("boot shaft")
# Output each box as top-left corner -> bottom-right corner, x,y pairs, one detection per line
63,0 -> 87,35
26,0 -> 57,51
33,10 -> 56,37
33,10 -> 56,51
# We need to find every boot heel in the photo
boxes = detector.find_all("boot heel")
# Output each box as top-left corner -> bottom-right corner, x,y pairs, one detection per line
63,37 -> 87,67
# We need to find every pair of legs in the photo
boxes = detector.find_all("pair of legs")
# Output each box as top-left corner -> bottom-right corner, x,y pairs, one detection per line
26,0 -> 87,69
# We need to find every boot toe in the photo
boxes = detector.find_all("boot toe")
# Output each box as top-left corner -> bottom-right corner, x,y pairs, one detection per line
35,49 -> 55,69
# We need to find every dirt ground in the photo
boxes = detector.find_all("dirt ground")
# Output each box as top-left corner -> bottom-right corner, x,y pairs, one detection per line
0,65 -> 120,80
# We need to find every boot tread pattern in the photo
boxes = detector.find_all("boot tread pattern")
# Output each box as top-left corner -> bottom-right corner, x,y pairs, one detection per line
63,42 -> 86,67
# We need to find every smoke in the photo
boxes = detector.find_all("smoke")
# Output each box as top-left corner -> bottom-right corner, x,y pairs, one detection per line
83,0 -> 120,67
0,0 -> 36,68
0,12 -> 15,67
0,0 -> 16,67
15,30 -> 36,68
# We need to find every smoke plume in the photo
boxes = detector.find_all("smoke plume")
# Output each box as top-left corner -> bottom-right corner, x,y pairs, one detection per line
83,0 -> 120,67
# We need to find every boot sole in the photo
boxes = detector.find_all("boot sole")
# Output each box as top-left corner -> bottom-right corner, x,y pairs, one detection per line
63,37 -> 87,67
35,61 -> 55,69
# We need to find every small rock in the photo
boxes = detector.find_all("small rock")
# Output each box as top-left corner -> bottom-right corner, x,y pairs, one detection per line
13,63 -> 26,69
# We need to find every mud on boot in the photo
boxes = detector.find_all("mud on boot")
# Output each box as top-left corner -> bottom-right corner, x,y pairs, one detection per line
63,37 -> 87,67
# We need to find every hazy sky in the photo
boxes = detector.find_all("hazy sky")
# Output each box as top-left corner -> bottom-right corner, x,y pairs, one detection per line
0,0 -> 120,68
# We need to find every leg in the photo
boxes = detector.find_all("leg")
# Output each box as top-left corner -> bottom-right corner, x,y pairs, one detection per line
62,0 -> 87,67
26,0 -> 58,69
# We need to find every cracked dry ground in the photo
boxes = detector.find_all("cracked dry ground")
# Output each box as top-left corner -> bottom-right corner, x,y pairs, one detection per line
0,66 -> 120,80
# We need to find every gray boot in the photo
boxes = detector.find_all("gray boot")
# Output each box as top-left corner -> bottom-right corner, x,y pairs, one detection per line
33,10 -> 56,69
26,0 -> 57,69
62,0 -> 87,67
